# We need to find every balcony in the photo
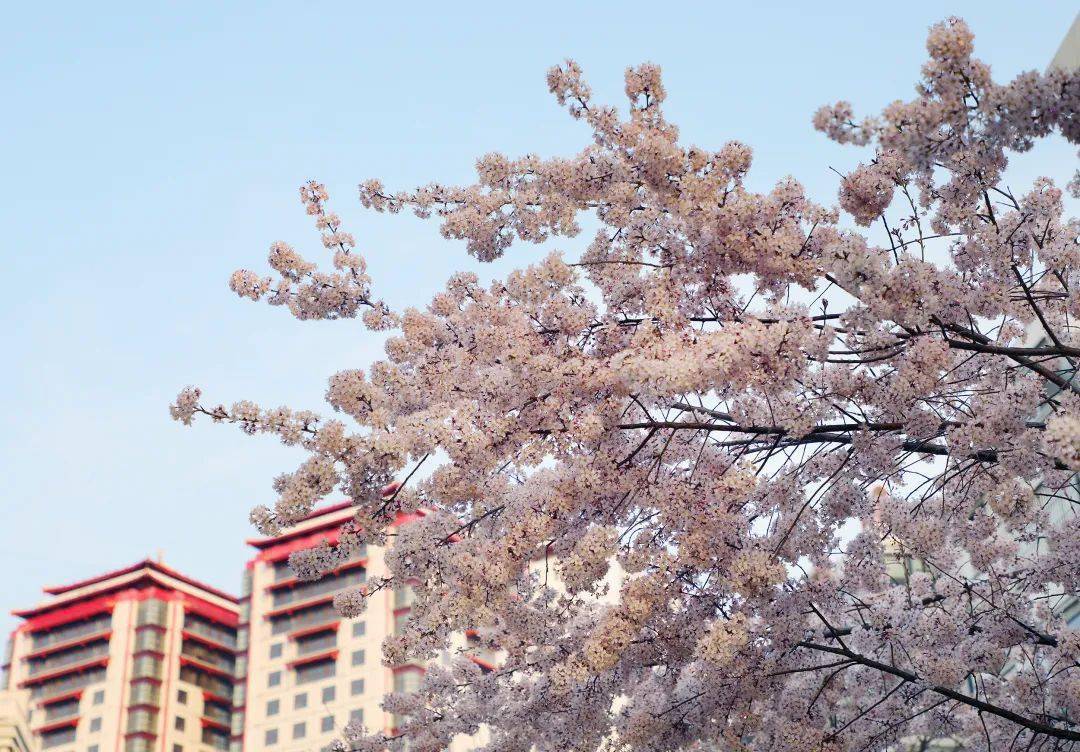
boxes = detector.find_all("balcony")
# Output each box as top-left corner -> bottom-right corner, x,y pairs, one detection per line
182,629 -> 237,655
128,683 -> 160,707
124,738 -> 152,752
288,622 -> 339,641
271,547 -> 366,583
201,702 -> 231,726
35,717 -> 79,736
269,601 -> 338,636
136,600 -> 168,627
287,649 -> 338,669
42,698 -> 80,723
267,558 -> 368,592
25,629 -> 112,660
30,667 -> 106,700
130,656 -> 162,681
179,655 -> 233,679
183,616 -> 237,650
30,614 -> 112,652
181,642 -> 235,674
36,688 -> 85,707
27,640 -> 110,678
295,630 -> 337,657
202,726 -> 229,750
125,708 -> 158,735
125,734 -> 154,751
133,630 -> 164,654
178,665 -> 231,698
22,655 -> 109,687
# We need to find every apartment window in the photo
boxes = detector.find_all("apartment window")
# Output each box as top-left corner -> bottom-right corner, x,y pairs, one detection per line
175,717 -> 185,731
92,690 -> 105,705
350,709 -> 363,724
350,679 -> 364,696
295,658 -> 335,684
321,686 -> 335,703
264,729 -> 277,746
266,700 -> 279,716
293,722 -> 306,740
173,746 -> 183,752
268,671 -> 281,687
269,643 -> 283,659
177,689 -> 187,704
89,746 -> 99,752
393,584 -> 416,609
294,693 -> 307,710
394,671 -> 422,694
89,717 -> 102,732
351,621 -> 366,638
351,650 -> 365,666
41,726 -> 76,749
295,630 -> 336,656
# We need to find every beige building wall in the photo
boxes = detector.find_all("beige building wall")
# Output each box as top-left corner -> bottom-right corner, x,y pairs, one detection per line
0,691 -> 35,752
240,505 -> 505,752
239,503 -> 624,752
1050,12 -> 1080,71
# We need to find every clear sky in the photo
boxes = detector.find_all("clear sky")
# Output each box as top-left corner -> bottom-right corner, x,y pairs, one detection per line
1,1 -> 1076,636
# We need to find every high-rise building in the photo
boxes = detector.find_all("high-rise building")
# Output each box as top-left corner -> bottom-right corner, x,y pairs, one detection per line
4,508 -> 500,752
237,502 -> 483,752
3,560 -> 240,752
1050,12 -> 1080,72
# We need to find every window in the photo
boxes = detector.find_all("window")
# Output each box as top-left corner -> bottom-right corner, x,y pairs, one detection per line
177,690 -> 187,704
350,679 -> 364,696
92,690 -> 105,705
294,693 -> 307,710
394,671 -> 422,694
321,716 -> 334,733
89,717 -> 102,732
173,746 -> 183,752
295,630 -> 336,656
293,722 -> 306,740
351,650 -> 365,666
394,611 -> 410,635
393,585 -> 416,609
41,726 -> 76,749
201,728 -> 228,751
264,729 -> 277,746
295,658 -> 335,684
175,717 -> 185,731
266,700 -> 279,716
89,746 -> 99,752
268,671 -> 281,688
351,621 -> 366,638
321,686 -> 335,703
269,643 -> 283,659
349,709 -> 363,723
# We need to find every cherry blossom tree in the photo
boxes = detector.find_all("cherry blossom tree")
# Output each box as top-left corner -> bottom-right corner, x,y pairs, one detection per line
174,18 -> 1080,751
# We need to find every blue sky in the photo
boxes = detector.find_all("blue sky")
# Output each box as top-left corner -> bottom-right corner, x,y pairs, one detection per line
1,1 -> 1075,636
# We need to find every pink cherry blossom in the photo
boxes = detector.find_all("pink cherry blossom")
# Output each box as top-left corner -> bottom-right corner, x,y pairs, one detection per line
174,18 -> 1080,752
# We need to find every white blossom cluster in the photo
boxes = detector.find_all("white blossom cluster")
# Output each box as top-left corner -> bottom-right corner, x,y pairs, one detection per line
173,18 -> 1080,752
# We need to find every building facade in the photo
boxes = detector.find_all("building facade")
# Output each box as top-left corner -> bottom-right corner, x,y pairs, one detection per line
238,503 -> 485,752
3,561 -> 240,752
0,691 -> 33,752
5,508 -> 499,752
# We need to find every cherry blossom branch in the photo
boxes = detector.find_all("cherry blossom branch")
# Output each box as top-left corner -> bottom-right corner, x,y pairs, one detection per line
797,640 -> 1080,742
